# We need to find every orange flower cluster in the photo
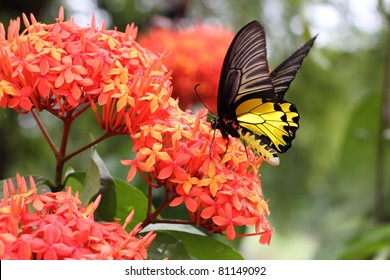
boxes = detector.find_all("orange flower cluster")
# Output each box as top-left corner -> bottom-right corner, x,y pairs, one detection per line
0,7 -> 171,134
0,9 -> 272,245
0,174 -> 156,260
122,105 -> 272,243
139,24 -> 234,112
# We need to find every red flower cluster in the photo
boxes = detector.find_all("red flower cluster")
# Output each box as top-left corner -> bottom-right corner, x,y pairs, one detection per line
122,105 -> 272,243
0,174 -> 156,259
139,24 -> 234,112
0,7 -> 171,134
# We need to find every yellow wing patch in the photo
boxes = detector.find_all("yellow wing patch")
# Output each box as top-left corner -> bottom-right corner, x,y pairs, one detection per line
235,98 -> 299,154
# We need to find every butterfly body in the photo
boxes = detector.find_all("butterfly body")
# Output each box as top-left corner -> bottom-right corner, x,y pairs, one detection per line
212,20 -> 316,165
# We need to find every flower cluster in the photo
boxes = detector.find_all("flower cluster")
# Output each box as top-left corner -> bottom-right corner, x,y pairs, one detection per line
0,174 -> 156,260
0,7 -> 171,134
139,24 -> 233,112
122,105 -> 272,244
0,9 -> 273,246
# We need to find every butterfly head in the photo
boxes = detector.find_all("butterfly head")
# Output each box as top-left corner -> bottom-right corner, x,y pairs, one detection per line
210,118 -> 218,130
211,118 -> 230,140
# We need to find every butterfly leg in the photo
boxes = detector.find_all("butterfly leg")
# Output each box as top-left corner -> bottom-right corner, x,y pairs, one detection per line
208,126 -> 217,159
220,137 -> 230,162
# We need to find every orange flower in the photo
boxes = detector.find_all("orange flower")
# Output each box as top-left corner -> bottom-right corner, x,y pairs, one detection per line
139,24 -> 234,112
0,174 -> 156,260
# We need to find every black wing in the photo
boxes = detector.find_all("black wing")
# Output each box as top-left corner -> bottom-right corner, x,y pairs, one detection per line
270,35 -> 317,101
217,21 -> 275,119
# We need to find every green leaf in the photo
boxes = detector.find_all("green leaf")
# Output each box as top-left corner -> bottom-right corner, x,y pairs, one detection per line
115,178 -> 149,230
63,171 -> 85,193
167,231 -> 244,260
31,175 -> 53,189
73,150 -> 116,221
64,172 -> 149,228
80,151 -> 103,204
147,231 -> 244,260
147,232 -> 192,260
142,223 -> 206,235
338,224 -> 390,260
336,94 -> 381,194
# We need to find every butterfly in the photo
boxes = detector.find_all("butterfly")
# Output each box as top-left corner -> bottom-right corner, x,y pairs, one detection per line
211,20 -> 317,166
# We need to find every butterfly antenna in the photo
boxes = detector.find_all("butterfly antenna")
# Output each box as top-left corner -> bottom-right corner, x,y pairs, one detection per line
194,84 -> 228,161
194,84 -> 216,117
194,84 -> 217,158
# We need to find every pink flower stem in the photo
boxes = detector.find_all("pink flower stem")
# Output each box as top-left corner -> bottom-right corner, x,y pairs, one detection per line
71,102 -> 91,119
143,188 -> 180,227
31,109 -> 69,190
32,106 -> 117,190
63,132 -> 111,162
54,113 -> 73,190
31,109 -> 59,156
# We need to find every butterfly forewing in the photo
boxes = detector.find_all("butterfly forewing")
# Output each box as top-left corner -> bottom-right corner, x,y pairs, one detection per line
218,21 -> 275,119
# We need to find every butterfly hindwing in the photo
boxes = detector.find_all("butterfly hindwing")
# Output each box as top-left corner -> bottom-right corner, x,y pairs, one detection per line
235,99 -> 299,153
238,127 -> 280,166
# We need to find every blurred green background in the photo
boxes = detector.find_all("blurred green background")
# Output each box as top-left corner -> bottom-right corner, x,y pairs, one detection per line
1,0 -> 390,259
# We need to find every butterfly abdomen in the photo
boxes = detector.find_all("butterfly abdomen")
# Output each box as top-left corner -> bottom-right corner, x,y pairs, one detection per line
238,127 -> 280,166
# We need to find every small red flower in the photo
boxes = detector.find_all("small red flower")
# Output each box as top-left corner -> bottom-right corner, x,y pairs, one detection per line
158,151 -> 191,180
8,86 -> 33,111
212,204 -> 247,241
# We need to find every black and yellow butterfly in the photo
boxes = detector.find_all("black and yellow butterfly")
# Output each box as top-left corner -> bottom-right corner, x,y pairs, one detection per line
211,20 -> 316,166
